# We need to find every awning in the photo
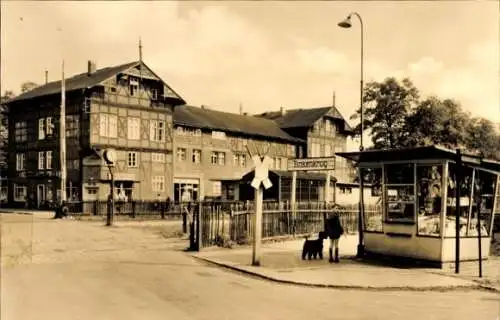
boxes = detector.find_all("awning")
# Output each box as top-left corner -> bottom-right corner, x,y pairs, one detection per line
336,145 -> 500,173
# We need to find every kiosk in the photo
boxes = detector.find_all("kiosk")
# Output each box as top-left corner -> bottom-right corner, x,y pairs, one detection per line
337,146 -> 500,267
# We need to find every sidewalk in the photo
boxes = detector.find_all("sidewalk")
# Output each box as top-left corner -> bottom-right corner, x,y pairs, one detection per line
193,235 -> 500,292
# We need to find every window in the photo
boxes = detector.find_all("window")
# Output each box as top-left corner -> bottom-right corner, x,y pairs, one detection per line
38,152 -> 45,170
324,144 -> 332,157
46,151 -> 52,169
129,78 -> 139,96
311,143 -> 321,157
233,153 -> 246,167
38,151 -> 53,170
100,114 -> 117,138
176,148 -> 186,161
86,187 -> 98,195
192,149 -> 201,164
211,151 -> 225,165
273,157 -> 281,170
150,120 -> 165,142
15,121 -> 27,142
16,153 -> 25,171
152,153 -> 165,162
385,163 -> 415,222
212,131 -> 226,140
14,184 -> 27,202
152,176 -> 165,192
212,181 -> 222,196
362,167 -> 384,232
127,118 -> 140,140
151,89 -> 158,100
175,127 -> 203,136
66,115 -> 79,138
128,152 -> 137,167
417,165 -> 443,237
39,118 -> 45,140
46,117 -> 53,136
339,187 -> 352,194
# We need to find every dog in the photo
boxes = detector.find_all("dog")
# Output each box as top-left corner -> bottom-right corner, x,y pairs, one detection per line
302,231 -> 327,260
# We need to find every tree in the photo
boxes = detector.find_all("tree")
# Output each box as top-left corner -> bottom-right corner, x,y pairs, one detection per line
405,97 -> 471,149
0,90 -> 14,173
21,81 -> 38,93
466,117 -> 500,159
350,77 -> 419,149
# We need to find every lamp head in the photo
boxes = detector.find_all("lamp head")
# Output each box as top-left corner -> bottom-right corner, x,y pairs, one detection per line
338,15 -> 352,28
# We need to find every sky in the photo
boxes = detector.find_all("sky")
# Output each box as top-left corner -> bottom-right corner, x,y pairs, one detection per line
1,1 -> 499,150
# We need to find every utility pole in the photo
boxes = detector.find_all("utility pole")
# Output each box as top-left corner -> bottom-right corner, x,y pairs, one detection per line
60,60 -> 67,203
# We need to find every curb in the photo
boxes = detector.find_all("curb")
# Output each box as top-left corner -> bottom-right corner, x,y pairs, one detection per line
192,255 -> 499,293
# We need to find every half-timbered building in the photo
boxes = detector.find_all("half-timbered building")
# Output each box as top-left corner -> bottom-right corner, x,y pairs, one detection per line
6,60 -> 185,207
256,106 -> 358,203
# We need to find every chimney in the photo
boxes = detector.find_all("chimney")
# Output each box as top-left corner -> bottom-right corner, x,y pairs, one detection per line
332,91 -> 336,107
239,103 -> 243,115
280,106 -> 285,115
44,70 -> 48,84
87,60 -> 97,76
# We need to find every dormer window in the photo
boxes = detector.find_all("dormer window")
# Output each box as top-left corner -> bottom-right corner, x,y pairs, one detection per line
129,77 -> 139,96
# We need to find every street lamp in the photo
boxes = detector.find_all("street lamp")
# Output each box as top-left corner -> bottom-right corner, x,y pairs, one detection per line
338,12 -> 365,258
338,12 -> 364,152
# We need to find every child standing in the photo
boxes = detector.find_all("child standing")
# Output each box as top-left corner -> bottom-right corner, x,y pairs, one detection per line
326,212 -> 344,263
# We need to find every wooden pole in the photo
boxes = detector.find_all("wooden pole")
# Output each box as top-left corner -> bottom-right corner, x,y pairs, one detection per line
455,149 -> 462,274
325,171 -> 331,204
477,195 -> 482,278
60,60 -> 67,203
252,186 -> 263,266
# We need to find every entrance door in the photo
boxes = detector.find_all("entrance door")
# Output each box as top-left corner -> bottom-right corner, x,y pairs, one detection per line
37,184 -> 46,208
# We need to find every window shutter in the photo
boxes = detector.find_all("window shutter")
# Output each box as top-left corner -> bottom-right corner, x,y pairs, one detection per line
39,118 -> 45,140
150,120 -> 155,141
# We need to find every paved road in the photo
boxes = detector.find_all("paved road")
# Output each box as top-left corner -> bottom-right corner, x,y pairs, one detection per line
2,214 -> 499,320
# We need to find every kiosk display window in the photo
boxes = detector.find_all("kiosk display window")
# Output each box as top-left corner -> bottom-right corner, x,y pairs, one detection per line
469,169 -> 496,237
384,163 -> 415,222
417,164 -> 443,236
362,167 -> 383,232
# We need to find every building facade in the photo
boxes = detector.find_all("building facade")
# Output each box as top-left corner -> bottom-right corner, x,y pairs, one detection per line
6,60 -> 185,207
257,106 -> 357,202
172,105 -> 304,202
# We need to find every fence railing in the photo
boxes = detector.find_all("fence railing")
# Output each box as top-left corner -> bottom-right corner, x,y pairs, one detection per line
62,200 -> 382,249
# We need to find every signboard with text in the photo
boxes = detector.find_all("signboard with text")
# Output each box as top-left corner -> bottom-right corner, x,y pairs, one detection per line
287,157 -> 335,171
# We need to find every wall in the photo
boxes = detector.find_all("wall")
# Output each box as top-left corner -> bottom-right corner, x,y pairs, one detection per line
364,231 -> 443,261
173,126 -> 297,199
306,112 -> 355,184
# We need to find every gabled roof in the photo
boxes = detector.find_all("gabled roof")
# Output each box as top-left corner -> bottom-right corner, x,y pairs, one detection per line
256,106 -> 354,133
173,105 -> 304,144
7,61 -> 186,105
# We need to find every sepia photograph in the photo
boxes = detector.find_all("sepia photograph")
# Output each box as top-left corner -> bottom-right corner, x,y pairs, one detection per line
0,1 -> 499,319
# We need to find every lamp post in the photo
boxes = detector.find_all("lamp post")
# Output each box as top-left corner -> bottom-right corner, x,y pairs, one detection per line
338,12 -> 365,257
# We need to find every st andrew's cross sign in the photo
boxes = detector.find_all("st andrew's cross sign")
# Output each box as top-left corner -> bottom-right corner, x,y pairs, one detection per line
251,155 -> 273,190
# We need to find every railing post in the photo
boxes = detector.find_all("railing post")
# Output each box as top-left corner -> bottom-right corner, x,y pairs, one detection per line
161,201 -> 165,219
131,200 -> 136,219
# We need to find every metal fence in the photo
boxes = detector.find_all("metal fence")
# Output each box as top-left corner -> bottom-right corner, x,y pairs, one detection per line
65,200 -> 183,220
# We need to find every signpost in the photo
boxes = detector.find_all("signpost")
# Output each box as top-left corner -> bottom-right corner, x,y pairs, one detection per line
249,152 -> 273,267
103,149 -> 116,226
287,156 -> 336,204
